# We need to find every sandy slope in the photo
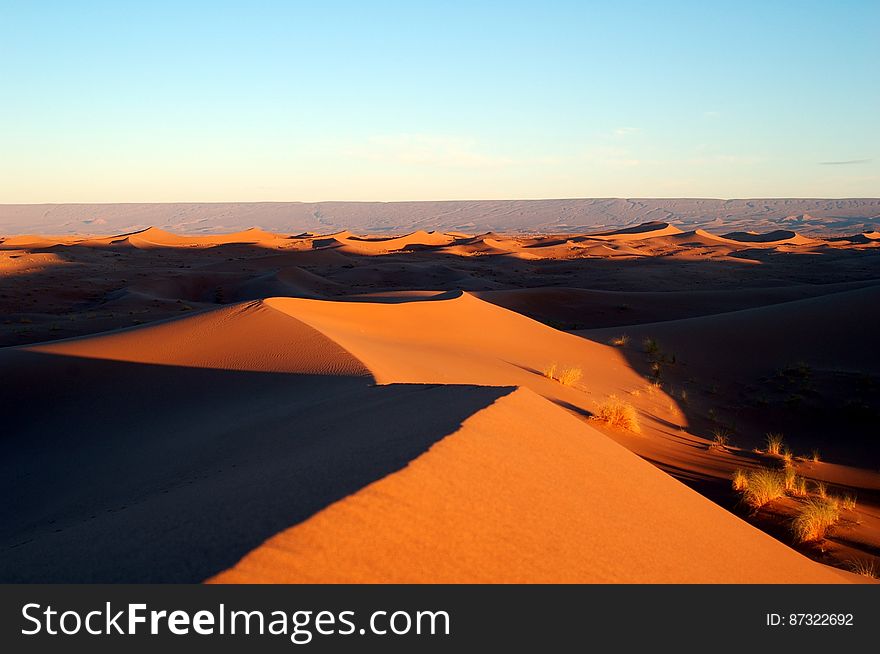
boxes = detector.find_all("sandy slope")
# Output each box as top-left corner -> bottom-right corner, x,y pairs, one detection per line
579,285 -> 880,377
475,279 -> 880,329
585,221 -> 684,241
210,388 -> 850,583
1,292 -> 857,583
573,286 -> 880,563
26,299 -> 369,375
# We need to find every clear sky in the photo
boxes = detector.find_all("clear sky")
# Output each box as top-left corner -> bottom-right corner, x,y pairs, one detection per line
1,0 -> 878,202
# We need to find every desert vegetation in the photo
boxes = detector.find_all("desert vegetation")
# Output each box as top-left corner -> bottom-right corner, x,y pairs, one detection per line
765,432 -> 784,456
792,498 -> 840,542
732,469 -> 749,492
709,428 -> 731,451
733,467 -> 787,509
592,396 -> 641,433
846,559 -> 877,579
542,363 -> 582,386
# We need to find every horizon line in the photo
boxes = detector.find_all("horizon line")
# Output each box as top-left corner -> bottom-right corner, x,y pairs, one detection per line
3,196 -> 880,206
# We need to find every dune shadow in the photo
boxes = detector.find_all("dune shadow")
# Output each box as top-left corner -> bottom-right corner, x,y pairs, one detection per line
0,350 -> 515,582
550,398 -> 593,420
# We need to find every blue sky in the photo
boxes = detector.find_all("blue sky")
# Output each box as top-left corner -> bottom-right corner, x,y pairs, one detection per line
1,0 -> 878,202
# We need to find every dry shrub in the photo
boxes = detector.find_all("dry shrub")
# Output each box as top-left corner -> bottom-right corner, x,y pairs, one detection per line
739,468 -> 786,510
592,396 -> 641,433
558,367 -> 582,386
781,466 -> 807,497
710,428 -> 731,451
792,498 -> 840,542
542,362 -> 582,386
783,465 -> 797,492
846,559 -> 877,579
765,432 -> 784,456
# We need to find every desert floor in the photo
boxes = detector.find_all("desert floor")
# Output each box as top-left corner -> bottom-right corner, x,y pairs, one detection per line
2,222 -> 878,583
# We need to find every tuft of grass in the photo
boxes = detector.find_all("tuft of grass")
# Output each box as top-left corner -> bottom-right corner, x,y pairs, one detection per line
558,367 -> 582,386
781,447 -> 794,465
643,337 -> 659,356
542,363 -> 582,386
738,467 -> 786,510
765,432 -> 784,456
839,494 -> 857,511
592,396 -> 641,433
783,465 -> 797,492
792,498 -> 840,542
710,428 -> 731,451
732,469 -> 749,492
811,449 -> 821,463
846,559 -> 877,579
781,465 -> 808,497
814,480 -> 829,500
609,334 -> 629,347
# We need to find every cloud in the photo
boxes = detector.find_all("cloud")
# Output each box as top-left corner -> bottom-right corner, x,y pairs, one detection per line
345,134 -> 515,169
818,158 -> 872,165
613,127 -> 641,137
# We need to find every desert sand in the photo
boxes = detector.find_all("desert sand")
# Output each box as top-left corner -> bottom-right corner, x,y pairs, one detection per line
2,218 -> 878,583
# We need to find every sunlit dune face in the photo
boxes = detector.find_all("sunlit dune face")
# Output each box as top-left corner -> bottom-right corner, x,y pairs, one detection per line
208,389 -> 852,584
0,251 -> 71,276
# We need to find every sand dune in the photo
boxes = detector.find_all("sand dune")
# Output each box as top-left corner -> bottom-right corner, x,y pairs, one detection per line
586,221 -> 684,241
581,285 -> 880,376
0,291 -> 857,583
25,299 -> 367,375
335,230 -> 455,253
3,222 -> 878,583
577,284 -> 880,499
0,234 -> 79,249
211,387 -> 850,583
681,228 -> 813,247
721,229 -> 814,245
476,279 -> 880,329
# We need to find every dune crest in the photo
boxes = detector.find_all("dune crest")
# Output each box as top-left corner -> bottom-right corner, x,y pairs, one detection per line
24,299 -> 370,376
586,221 -> 684,241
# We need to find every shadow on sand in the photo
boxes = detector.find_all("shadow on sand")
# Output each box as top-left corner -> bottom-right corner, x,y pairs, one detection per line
0,349 -> 514,582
